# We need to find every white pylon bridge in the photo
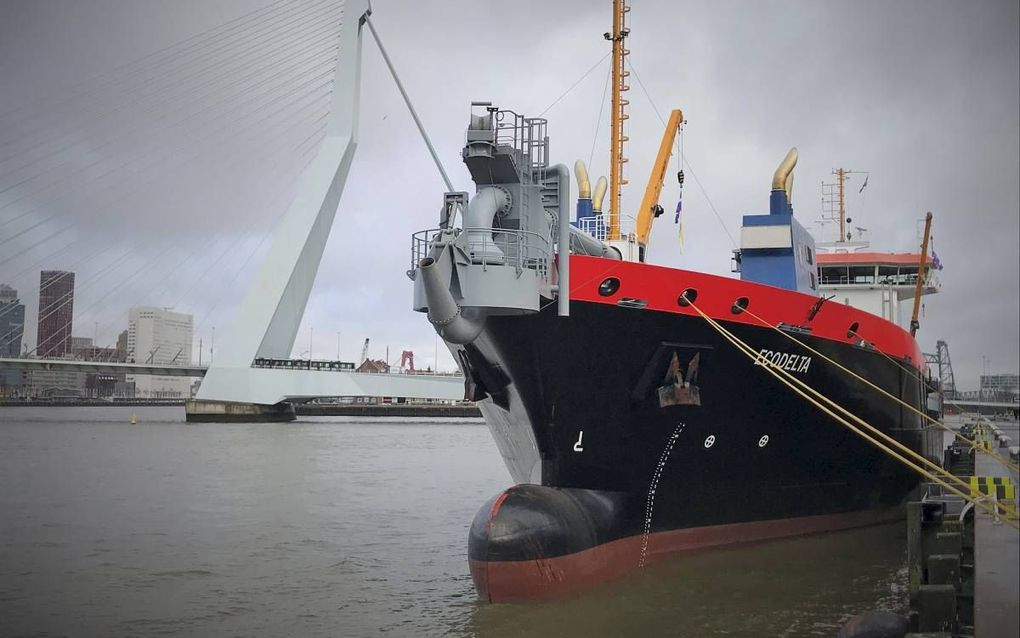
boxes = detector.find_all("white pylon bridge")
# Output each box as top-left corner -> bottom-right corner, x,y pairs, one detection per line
0,0 -> 464,407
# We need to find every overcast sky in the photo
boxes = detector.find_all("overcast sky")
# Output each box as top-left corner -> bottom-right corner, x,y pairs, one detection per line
0,0 -> 1017,389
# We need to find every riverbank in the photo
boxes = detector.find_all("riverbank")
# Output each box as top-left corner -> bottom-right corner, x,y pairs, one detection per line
0,400 -> 482,418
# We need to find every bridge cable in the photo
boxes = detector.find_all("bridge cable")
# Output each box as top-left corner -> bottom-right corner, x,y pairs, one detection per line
0,0 -> 304,123
0,8 -> 341,228
364,15 -> 455,192
6,95 -> 328,354
0,44 -> 339,260
0,85 -> 331,330
0,0 -> 328,157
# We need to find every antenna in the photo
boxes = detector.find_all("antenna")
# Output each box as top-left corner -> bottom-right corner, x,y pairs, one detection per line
821,168 -> 868,242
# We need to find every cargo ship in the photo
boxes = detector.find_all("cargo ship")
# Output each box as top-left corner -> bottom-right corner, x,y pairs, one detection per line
409,0 -> 942,602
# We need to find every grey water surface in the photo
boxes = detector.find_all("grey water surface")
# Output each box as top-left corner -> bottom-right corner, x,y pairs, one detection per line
1,407 -> 909,637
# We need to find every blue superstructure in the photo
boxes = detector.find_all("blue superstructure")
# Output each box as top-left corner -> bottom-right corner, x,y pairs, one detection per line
738,149 -> 817,294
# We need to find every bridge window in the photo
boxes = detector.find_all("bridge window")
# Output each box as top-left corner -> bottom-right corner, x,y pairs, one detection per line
878,265 -> 898,284
820,266 -> 848,285
849,266 -> 876,284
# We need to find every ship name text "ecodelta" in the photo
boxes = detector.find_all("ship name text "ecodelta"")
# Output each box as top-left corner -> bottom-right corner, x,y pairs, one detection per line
753,349 -> 812,373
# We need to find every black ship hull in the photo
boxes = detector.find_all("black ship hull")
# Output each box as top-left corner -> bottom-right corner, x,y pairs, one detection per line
457,258 -> 940,601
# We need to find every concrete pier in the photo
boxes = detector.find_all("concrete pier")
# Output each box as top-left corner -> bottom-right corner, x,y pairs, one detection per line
185,399 -> 296,422
972,441 -> 1019,637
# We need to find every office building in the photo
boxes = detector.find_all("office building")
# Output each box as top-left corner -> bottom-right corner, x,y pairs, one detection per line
1,284 -> 25,392
127,307 -> 194,398
37,271 -> 75,358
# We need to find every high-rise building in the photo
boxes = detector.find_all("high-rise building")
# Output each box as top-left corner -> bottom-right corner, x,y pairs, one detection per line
116,329 -> 128,358
36,271 -> 75,358
0,284 -> 24,357
1,284 -> 25,392
127,307 -> 195,398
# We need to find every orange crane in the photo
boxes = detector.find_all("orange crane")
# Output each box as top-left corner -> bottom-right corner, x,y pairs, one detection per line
635,108 -> 683,261
909,212 -> 933,337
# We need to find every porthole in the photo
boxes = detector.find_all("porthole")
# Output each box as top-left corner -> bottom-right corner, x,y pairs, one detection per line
731,297 -> 749,314
678,288 -> 698,307
598,277 -> 620,297
847,322 -> 860,339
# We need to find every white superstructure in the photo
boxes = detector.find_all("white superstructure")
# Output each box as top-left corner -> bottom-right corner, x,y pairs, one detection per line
817,252 -> 940,330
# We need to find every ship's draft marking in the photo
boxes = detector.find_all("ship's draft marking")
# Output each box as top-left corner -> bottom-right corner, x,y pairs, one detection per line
573,431 -> 584,452
759,435 -> 770,447
639,422 -> 686,567
704,435 -> 716,448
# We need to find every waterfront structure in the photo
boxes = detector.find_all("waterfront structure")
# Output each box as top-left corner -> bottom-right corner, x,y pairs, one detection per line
1,284 -> 25,392
127,307 -> 195,398
979,373 -> 1019,400
36,271 -> 75,358
22,368 -> 86,398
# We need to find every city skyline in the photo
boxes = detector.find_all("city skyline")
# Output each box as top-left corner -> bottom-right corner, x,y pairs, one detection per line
0,0 -> 1017,387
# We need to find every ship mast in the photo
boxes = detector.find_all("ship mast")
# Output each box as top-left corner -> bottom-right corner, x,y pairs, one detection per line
836,167 -> 846,241
821,167 -> 866,243
605,0 -> 630,241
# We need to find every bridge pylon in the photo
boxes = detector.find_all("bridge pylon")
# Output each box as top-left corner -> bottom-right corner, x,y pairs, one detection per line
192,1 -> 462,420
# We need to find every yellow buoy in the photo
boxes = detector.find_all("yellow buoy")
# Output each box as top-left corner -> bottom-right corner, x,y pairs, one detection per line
130,414 -> 137,425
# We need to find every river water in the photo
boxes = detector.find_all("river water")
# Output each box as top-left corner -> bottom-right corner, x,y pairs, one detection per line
0,407 -> 912,637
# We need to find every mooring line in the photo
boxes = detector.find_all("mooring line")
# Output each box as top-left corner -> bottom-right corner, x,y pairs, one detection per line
681,295 -> 1018,529
739,305 -> 1020,474
640,422 -> 686,567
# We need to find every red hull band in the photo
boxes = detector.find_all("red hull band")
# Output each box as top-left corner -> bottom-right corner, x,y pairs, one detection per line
568,255 -> 925,370
470,507 -> 902,603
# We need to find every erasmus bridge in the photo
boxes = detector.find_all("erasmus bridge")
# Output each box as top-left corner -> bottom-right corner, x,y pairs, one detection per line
0,0 -> 466,417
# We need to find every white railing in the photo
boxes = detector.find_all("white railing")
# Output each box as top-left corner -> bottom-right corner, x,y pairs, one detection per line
411,226 -> 552,279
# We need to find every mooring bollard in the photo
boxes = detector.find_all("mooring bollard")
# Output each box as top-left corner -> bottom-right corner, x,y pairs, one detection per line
915,584 -> 957,633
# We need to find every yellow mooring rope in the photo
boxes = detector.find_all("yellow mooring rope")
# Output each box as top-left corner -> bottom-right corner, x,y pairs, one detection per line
846,328 -> 1020,473
681,294 -> 1019,530
738,306 -> 1020,475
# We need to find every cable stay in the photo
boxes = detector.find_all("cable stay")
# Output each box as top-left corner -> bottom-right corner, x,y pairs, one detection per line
680,292 -> 1019,530
0,0 -> 309,126
0,91 -> 327,319
0,0 -> 335,158
0,91 -> 325,352
363,15 -> 454,192
3,124 -> 321,355
0,54 -> 335,260
0,17 -> 340,226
